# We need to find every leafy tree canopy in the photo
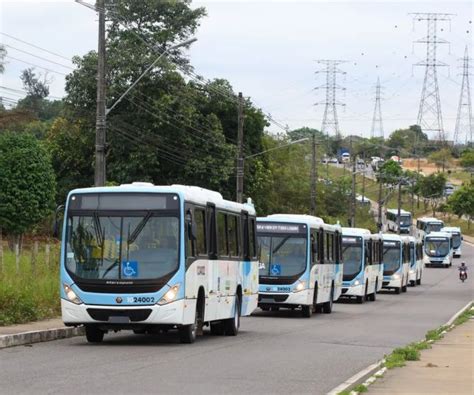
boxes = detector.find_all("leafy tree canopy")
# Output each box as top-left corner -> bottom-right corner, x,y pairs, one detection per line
459,148 -> 474,170
377,160 -> 403,184
448,182 -> 474,221
387,125 -> 427,156
0,132 -> 56,236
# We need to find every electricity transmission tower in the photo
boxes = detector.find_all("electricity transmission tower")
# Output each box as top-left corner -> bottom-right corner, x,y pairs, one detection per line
371,77 -> 384,139
314,60 -> 346,139
453,46 -> 473,146
411,12 -> 453,142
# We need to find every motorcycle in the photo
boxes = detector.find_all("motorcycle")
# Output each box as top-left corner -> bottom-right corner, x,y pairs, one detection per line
459,269 -> 467,282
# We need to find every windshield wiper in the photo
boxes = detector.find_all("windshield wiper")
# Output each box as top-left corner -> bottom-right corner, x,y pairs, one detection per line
93,212 -> 104,247
272,236 -> 291,254
128,211 -> 153,244
102,259 -> 119,279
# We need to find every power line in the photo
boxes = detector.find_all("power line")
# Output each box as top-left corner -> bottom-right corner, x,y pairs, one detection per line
4,44 -> 74,70
5,55 -> 68,76
0,32 -> 72,62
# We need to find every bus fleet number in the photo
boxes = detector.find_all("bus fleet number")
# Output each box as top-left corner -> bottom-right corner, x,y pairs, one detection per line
127,297 -> 155,304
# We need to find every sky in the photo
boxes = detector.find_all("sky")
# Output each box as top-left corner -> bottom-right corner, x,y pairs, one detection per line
0,0 -> 472,140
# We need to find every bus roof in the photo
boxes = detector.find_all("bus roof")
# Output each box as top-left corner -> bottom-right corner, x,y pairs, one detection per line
424,231 -> 451,239
386,208 -> 411,215
67,183 -> 256,215
417,217 -> 443,223
381,233 -> 403,242
258,214 -> 341,232
342,227 -> 371,237
401,235 -> 416,243
441,226 -> 461,233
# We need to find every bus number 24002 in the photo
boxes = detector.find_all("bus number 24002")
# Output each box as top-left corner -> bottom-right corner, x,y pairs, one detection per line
127,296 -> 156,304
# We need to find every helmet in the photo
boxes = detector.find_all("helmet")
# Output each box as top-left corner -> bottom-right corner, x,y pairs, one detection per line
461,261 -> 466,265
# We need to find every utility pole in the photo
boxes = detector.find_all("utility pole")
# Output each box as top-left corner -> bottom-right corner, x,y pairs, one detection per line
236,92 -> 244,203
397,180 -> 402,235
362,163 -> 366,204
310,132 -> 317,215
411,12 -> 453,142
95,0 -> 106,187
350,136 -> 356,227
378,176 -> 383,232
453,46 -> 473,147
314,60 -> 346,139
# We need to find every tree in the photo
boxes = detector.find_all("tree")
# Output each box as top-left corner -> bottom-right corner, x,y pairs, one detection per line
377,160 -> 403,184
448,183 -> 474,229
0,132 -> 56,244
387,125 -> 428,156
459,149 -> 474,170
428,148 -> 453,172
418,172 -> 446,215
0,44 -> 6,74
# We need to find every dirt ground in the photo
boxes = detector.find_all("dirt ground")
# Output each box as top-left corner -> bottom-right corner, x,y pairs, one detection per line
402,158 -> 464,184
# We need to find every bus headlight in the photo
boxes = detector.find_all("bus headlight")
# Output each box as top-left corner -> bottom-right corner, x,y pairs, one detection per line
63,283 -> 82,305
409,269 -> 415,274
158,284 -> 180,305
294,281 -> 306,292
391,274 -> 400,280
353,280 -> 361,286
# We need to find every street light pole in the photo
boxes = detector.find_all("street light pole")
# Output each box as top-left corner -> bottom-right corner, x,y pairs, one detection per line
236,92 -> 244,203
95,0 -> 106,187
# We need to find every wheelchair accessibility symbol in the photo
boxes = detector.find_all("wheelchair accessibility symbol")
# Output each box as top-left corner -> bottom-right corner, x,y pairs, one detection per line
270,264 -> 281,276
122,261 -> 138,278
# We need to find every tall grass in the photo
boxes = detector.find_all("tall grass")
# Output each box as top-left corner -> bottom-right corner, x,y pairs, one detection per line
0,241 -> 61,326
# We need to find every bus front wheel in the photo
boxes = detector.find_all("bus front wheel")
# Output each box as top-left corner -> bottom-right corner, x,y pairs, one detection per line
322,286 -> 334,314
302,304 -> 312,318
224,295 -> 241,336
85,325 -> 104,343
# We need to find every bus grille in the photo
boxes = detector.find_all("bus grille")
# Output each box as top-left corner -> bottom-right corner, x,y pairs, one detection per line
258,294 -> 289,302
87,308 -> 152,322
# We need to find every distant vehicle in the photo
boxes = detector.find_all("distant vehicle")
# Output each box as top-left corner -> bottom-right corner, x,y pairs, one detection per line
382,233 -> 410,294
337,148 -> 350,163
441,226 -> 462,257
381,234 -> 410,294
385,208 -> 412,234
402,236 -> 423,286
416,217 -> 444,240
357,158 -> 365,166
321,157 -> 329,164
356,194 -> 371,207
329,157 -> 338,164
371,157 -> 384,171
423,231 -> 453,268
340,228 -> 383,303
59,183 -> 259,344
390,155 -> 402,164
257,214 -> 343,317
444,183 -> 455,197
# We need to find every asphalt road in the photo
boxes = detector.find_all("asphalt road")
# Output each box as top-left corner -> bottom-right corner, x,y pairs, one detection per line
1,242 -> 473,395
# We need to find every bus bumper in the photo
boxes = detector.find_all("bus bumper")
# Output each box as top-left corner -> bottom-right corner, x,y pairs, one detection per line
423,256 -> 451,267
258,289 -> 312,308
382,276 -> 402,289
408,269 -> 418,283
61,298 -> 195,327
341,284 -> 364,297
453,248 -> 461,258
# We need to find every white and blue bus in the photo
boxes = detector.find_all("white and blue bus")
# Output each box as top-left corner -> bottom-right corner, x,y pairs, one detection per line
381,234 -> 410,294
385,209 -> 412,234
415,217 -> 444,240
441,227 -> 462,258
403,236 -> 423,286
59,183 -> 259,343
423,231 -> 453,268
340,228 -> 383,303
256,214 -> 343,317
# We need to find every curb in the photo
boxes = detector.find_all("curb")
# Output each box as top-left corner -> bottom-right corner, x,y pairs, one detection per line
0,326 -> 84,349
326,300 -> 474,395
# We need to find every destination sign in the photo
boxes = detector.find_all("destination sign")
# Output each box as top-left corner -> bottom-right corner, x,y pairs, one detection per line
383,241 -> 400,247
342,236 -> 362,244
256,222 -> 307,234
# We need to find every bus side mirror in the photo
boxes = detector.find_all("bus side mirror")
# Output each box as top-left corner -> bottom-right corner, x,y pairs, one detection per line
52,205 -> 65,239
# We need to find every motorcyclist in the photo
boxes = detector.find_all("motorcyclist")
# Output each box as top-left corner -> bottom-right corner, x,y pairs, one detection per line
458,262 -> 468,279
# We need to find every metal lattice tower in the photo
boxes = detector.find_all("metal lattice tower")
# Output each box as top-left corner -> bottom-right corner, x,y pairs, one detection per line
411,13 -> 453,142
314,60 -> 346,138
454,46 -> 473,146
371,77 -> 384,138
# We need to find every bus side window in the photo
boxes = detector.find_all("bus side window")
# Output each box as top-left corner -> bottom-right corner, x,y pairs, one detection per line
185,208 -> 194,259
310,231 -> 317,265
319,229 -> 324,264
217,212 -> 228,257
228,214 -> 239,257
206,204 -> 217,259
195,208 -> 206,256
251,218 -> 257,259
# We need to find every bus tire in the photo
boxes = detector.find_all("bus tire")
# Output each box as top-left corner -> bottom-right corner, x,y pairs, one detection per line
322,285 -> 334,314
368,282 -> 377,301
180,296 -> 203,344
85,325 -> 104,343
210,321 -> 225,336
401,278 -> 407,293
395,287 -> 401,294
302,304 -> 312,318
416,277 -> 421,285
224,294 -> 241,336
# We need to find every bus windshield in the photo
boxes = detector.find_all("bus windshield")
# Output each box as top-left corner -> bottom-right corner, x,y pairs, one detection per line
258,235 -> 307,278
342,236 -> 363,279
425,238 -> 450,257
452,233 -> 461,249
383,241 -> 401,273
399,215 -> 411,226
66,214 -> 179,280
426,223 -> 443,233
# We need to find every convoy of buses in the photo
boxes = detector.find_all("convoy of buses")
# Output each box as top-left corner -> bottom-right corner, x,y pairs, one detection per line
58,183 -> 464,344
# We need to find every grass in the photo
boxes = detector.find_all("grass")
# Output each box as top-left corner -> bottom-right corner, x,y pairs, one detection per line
0,241 -> 61,326
453,307 -> 474,326
353,384 -> 368,393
